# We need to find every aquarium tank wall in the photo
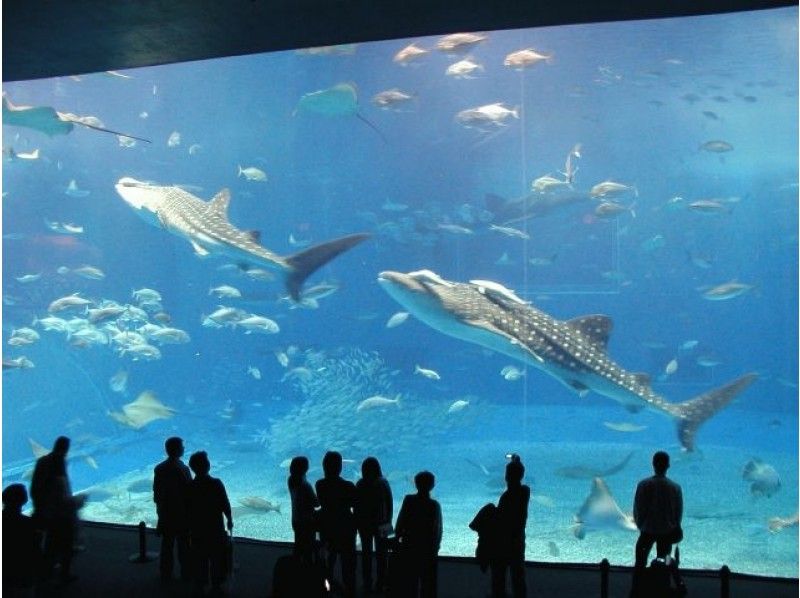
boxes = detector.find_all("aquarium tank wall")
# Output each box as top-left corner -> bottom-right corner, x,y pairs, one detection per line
2,6 -> 797,577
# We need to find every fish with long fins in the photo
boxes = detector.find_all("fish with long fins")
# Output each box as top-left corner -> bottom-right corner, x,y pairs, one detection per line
378,269 -> 757,451
294,83 -> 385,142
3,93 -> 151,142
115,177 -> 369,300
572,478 -> 637,539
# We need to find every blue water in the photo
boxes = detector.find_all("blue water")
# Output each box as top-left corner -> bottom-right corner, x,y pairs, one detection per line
2,7 -> 798,577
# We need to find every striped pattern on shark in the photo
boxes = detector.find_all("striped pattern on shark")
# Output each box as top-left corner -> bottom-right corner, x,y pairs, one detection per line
115,177 -> 369,299
377,269 -> 757,451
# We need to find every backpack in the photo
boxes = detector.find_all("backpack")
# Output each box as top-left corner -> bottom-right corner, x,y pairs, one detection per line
642,547 -> 687,598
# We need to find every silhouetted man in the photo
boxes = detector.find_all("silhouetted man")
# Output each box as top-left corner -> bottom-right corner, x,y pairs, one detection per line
395,470 -> 442,598
316,451 -> 357,598
153,436 -> 192,582
187,451 -> 233,595
3,483 -> 42,595
631,451 -> 683,595
30,436 -> 84,583
491,454 -> 530,598
288,455 -> 319,564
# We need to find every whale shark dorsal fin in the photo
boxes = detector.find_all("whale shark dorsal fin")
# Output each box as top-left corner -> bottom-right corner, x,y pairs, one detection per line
207,189 -> 231,219
567,314 -> 613,348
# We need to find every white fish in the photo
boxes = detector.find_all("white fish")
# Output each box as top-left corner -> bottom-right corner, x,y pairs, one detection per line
275,351 -> 290,368
436,33 -> 487,53
14,148 -> 40,160
445,58 -> 484,79
236,315 -> 280,334
65,180 -> 90,198
393,43 -> 428,65
209,285 -> 242,299
501,365 -> 525,381
603,422 -> 648,433
665,358 -> 679,376
149,327 -> 191,344
238,165 -> 268,182
132,288 -> 162,303
109,370 -> 128,393
247,366 -> 262,380
448,399 -> 469,413
15,273 -> 41,283
72,265 -> 105,280
531,174 -> 570,194
701,281 -> 754,301
680,340 -> 699,351
489,224 -> 530,240
48,294 -> 92,313
118,136 -> 137,148
356,395 -> 400,412
455,103 -> 519,129
385,311 -> 410,328
45,219 -> 83,234
167,131 -> 181,147
414,365 -> 441,380
188,144 -> 202,155
139,111 -> 149,119
503,48 -> 553,69
589,181 -> 637,199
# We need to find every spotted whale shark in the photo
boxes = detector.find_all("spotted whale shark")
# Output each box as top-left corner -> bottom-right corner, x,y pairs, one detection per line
115,177 -> 369,299
377,269 -> 757,451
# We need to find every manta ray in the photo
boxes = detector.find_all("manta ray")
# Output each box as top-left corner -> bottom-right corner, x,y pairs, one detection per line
3,94 -> 150,142
295,82 -> 385,142
377,269 -> 757,451
115,177 -> 369,299
572,477 -> 637,539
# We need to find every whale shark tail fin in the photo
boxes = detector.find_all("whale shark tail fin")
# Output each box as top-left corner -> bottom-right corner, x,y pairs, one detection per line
670,373 -> 757,452
285,233 -> 370,300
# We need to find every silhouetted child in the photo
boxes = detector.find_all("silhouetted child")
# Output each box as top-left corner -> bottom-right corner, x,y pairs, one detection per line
187,451 -> 233,596
316,451 -> 357,598
30,436 -> 85,583
3,483 -> 42,596
394,471 -> 442,598
355,456 -> 393,593
490,454 -> 530,598
153,436 -> 192,582
631,450 -> 684,597
288,456 -> 320,564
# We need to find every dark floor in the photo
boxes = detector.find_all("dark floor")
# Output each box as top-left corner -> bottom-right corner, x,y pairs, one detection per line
17,522 -> 799,597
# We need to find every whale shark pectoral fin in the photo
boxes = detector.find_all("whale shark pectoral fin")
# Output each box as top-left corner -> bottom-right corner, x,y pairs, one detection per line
190,241 -> 210,257
284,233 -> 370,300
569,380 -> 590,397
671,372 -> 758,452
468,319 -> 546,363
566,314 -> 613,349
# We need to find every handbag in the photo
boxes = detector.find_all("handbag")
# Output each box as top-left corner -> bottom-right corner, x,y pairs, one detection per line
668,526 -> 684,544
378,522 -> 394,538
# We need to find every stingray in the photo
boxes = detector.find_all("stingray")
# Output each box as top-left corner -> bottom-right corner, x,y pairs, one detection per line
108,390 -> 175,429
294,83 -> 385,142
555,451 -> 634,480
572,477 -> 637,539
3,94 -> 151,142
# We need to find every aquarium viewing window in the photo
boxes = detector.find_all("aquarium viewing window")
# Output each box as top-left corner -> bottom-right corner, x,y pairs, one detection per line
2,6 -> 797,578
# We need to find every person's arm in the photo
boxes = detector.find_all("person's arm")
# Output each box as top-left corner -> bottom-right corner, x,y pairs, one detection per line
434,501 -> 443,553
676,485 -> 683,526
395,496 -> 409,538
152,469 -> 162,506
633,482 -> 644,529
219,480 -> 233,531
384,480 -> 394,523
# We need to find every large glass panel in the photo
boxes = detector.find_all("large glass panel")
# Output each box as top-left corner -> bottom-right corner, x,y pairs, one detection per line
3,7 -> 797,577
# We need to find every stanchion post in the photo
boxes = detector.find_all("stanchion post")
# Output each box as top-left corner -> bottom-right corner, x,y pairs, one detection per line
720,565 -> 730,598
129,521 -> 157,563
600,558 -> 610,598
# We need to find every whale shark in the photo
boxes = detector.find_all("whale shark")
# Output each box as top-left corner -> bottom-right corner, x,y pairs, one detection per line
115,177 -> 369,299
377,269 -> 757,451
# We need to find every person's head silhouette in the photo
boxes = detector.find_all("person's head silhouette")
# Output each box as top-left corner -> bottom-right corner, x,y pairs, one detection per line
189,451 -> 211,476
652,451 -> 670,475
322,451 -> 342,478
165,437 -> 184,458
53,436 -> 70,457
3,483 -> 28,511
289,456 -> 309,477
361,456 -> 382,481
506,457 -> 525,486
414,471 -> 435,496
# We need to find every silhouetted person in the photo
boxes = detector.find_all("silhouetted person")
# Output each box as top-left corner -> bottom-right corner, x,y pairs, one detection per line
490,454 -> 530,598
288,456 -> 320,564
30,436 -> 84,583
3,484 -> 42,596
395,471 -> 442,598
631,451 -> 683,595
355,456 -> 393,593
153,436 -> 192,582
316,451 -> 357,597
187,451 -> 233,595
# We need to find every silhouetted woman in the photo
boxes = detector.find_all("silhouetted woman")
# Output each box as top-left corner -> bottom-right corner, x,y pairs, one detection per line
288,456 -> 320,564
491,455 -> 530,598
355,456 -> 393,593
395,470 -> 442,598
